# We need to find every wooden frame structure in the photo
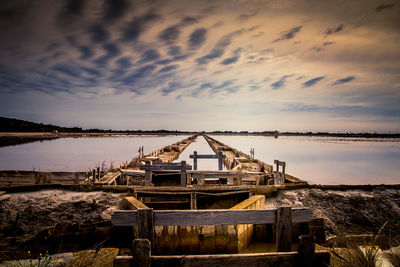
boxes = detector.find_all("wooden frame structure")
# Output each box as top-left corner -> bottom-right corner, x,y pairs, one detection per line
139,161 -> 192,187
190,151 -> 226,170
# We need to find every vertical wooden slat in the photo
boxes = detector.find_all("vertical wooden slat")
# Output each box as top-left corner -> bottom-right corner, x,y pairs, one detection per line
138,209 -> 154,245
145,161 -> 151,186
218,151 -> 223,170
276,207 -> 292,252
180,161 -> 187,187
193,151 -> 198,170
132,239 -> 151,267
190,192 -> 197,210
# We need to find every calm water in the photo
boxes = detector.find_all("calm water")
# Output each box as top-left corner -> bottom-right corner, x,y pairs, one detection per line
0,134 -> 399,184
0,135 -> 188,171
210,135 -> 400,185
174,135 -> 226,170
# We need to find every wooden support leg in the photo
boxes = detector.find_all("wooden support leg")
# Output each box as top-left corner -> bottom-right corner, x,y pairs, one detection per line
276,206 -> 292,252
145,161 -> 152,186
297,234 -> 315,267
180,161 -> 187,187
190,192 -> 197,210
138,209 -> 154,245
132,239 -> 151,267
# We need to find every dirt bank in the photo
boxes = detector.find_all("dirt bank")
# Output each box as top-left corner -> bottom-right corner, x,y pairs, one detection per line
265,187 -> 400,239
0,189 -> 121,261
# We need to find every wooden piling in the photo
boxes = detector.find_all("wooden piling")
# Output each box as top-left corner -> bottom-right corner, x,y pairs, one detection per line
132,239 -> 151,267
297,234 -> 316,267
180,161 -> 187,187
276,206 -> 292,252
138,209 -> 154,245
144,161 -> 152,186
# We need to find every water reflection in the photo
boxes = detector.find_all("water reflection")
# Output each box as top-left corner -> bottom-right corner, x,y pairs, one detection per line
210,135 -> 400,185
174,136 -> 225,170
0,135 -> 188,171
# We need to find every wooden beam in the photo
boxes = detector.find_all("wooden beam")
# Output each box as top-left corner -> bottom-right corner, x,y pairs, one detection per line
190,154 -> 218,159
117,196 -> 148,210
140,163 -> 192,171
193,151 -> 198,170
112,208 -> 312,227
180,161 -> 187,187
276,207 -> 292,252
297,234 -> 316,266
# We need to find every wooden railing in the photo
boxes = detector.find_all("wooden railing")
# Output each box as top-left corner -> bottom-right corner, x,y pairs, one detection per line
139,161 -> 192,186
112,206 -> 312,252
189,151 -> 227,170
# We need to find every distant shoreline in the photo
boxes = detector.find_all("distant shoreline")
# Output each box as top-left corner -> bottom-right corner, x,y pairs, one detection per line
0,131 -> 398,148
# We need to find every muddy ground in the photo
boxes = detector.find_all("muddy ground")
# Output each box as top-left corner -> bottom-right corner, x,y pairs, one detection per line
0,189 -> 121,261
265,187 -> 400,239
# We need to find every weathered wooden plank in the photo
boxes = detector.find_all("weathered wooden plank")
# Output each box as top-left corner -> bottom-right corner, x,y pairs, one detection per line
132,239 -> 151,267
0,194 -> 11,202
117,196 -> 148,210
154,209 -> 276,226
151,252 -> 298,267
113,251 -> 330,267
112,208 -> 312,227
190,154 -> 219,159
140,164 -> 192,171
276,207 -> 292,252
297,235 -> 316,266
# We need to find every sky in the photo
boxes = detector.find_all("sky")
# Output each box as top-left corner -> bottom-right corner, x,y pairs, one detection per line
0,0 -> 399,132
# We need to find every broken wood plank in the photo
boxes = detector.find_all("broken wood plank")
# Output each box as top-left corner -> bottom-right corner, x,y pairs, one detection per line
0,194 -> 11,202
117,196 -> 149,210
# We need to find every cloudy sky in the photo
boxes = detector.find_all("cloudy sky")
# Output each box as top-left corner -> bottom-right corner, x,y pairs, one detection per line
0,0 -> 399,132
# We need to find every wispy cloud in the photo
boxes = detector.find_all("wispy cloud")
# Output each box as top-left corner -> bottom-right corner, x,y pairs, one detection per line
325,24 -> 344,36
188,28 -> 207,49
271,75 -> 292,89
302,76 -> 325,87
332,76 -> 356,85
273,26 -> 302,42
376,3 -> 395,12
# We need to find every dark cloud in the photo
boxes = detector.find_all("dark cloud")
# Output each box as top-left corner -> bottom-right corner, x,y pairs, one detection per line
60,0 -> 85,17
238,11 -> 258,21
162,82 -> 181,95
168,46 -> 181,56
122,12 -> 160,42
159,64 -> 179,73
53,63 -> 81,78
325,24 -> 344,35
180,16 -> 198,26
220,48 -> 241,65
273,26 -> 302,42
220,55 -> 239,65
211,80 -> 234,94
188,28 -> 207,49
80,66 -> 101,77
332,76 -> 356,85
115,57 -> 132,69
158,26 -> 180,44
196,29 -> 244,64
302,76 -> 325,87
122,65 -> 157,86
271,75 -> 292,89
103,0 -> 129,21
94,43 -> 121,66
139,49 -> 161,63
88,24 -> 109,43
323,41 -> 335,46
79,46 -> 93,60
376,3 -> 395,12
312,46 -> 323,52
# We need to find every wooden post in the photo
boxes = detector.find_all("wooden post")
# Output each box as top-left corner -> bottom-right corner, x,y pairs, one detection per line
276,206 -> 292,252
282,162 -> 286,178
217,151 -> 223,170
193,151 -> 198,170
97,166 -> 101,180
145,161 -> 152,186
190,192 -> 197,210
297,234 -> 315,267
138,209 -> 154,245
92,169 -> 96,182
132,239 -> 151,267
180,161 -> 187,187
